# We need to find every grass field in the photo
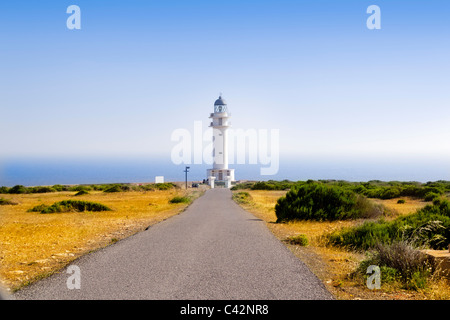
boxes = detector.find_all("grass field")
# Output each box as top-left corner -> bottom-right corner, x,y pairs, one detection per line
0,188 -> 203,291
233,190 -> 450,300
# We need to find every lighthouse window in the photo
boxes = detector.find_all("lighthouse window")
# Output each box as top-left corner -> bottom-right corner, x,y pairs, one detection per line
219,118 -> 222,125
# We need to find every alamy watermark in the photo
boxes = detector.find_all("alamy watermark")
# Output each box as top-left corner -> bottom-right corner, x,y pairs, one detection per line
366,265 -> 381,290
171,121 -> 280,175
367,5 -> 381,30
65,5 -> 380,31
66,265 -> 81,290
66,5 -> 81,30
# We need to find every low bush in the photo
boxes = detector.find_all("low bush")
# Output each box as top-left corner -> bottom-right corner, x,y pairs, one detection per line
28,204 -> 49,212
28,186 -> 56,194
28,200 -> 112,213
397,199 -> 406,204
251,180 -> 297,191
169,196 -> 191,204
275,182 -> 383,222
52,184 -> 69,192
139,184 -> 156,191
327,200 -> 450,250
0,197 -> 18,205
74,190 -> 89,196
0,186 -> 10,194
69,185 -> 93,192
424,192 -> 440,202
285,234 -> 308,246
155,183 -> 177,190
103,184 -> 128,193
357,241 -> 432,290
231,182 -> 256,190
8,185 -> 28,194
232,191 -> 253,204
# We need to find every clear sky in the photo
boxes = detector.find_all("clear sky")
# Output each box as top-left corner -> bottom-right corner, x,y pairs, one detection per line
1,0 -> 450,183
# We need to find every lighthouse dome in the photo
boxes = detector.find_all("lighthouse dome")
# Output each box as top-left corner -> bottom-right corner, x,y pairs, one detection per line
214,96 -> 227,106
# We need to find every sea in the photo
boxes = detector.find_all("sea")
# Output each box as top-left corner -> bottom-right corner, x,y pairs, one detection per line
1,156 -> 449,187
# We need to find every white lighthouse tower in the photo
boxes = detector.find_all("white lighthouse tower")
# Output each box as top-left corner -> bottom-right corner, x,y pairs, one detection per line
207,95 -> 235,188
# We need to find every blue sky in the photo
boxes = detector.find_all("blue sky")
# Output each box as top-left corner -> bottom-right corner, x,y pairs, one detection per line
1,1 -> 450,183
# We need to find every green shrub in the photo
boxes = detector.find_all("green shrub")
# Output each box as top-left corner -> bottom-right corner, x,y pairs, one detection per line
140,184 -> 155,191
397,199 -> 406,204
357,241 -> 431,290
232,191 -> 253,204
28,200 -> 112,213
155,183 -> 176,190
251,180 -> 298,191
91,184 -> 108,191
9,185 -> 28,194
275,182 -> 383,222
327,200 -> 450,250
52,184 -> 68,192
231,182 -> 256,190
29,186 -> 56,194
286,234 -> 308,246
424,192 -> 439,202
27,204 -> 51,213
69,185 -> 93,192
103,184 -> 127,193
0,186 -> 10,194
357,259 -> 401,284
169,196 -> 191,204
74,190 -> 89,196
380,266 -> 402,283
0,197 -> 18,205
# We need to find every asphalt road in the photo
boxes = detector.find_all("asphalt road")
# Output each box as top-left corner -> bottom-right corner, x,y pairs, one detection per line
14,188 -> 333,300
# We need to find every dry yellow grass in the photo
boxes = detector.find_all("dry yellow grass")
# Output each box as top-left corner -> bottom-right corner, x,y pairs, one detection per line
0,188 -> 203,291
234,190 -> 450,300
371,197 -> 429,218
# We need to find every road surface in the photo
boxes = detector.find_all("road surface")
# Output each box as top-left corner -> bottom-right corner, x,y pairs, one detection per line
14,188 -> 333,300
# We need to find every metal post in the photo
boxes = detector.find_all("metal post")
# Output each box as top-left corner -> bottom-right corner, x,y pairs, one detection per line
184,166 -> 190,190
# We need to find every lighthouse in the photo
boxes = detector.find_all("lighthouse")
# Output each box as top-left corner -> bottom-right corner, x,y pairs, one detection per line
207,95 -> 235,188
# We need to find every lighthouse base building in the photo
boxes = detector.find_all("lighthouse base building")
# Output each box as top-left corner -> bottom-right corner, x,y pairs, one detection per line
206,95 -> 235,188
206,168 -> 235,188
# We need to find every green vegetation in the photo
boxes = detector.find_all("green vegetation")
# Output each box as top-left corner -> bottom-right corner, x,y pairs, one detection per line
231,179 -> 450,201
0,198 -> 17,205
356,241 -> 432,290
327,200 -> 450,250
0,182 -> 178,195
103,184 -> 129,193
74,190 -> 89,196
230,179 -> 450,292
424,192 -> 440,202
285,234 -> 309,246
232,191 -> 253,205
169,196 -> 191,204
275,182 -> 383,222
232,180 -> 298,191
102,182 -> 178,193
154,183 -> 177,190
28,200 -> 112,214
231,181 -> 256,190
7,185 -> 29,194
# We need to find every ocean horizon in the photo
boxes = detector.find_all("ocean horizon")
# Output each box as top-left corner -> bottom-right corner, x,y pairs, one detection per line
1,156 -> 449,187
